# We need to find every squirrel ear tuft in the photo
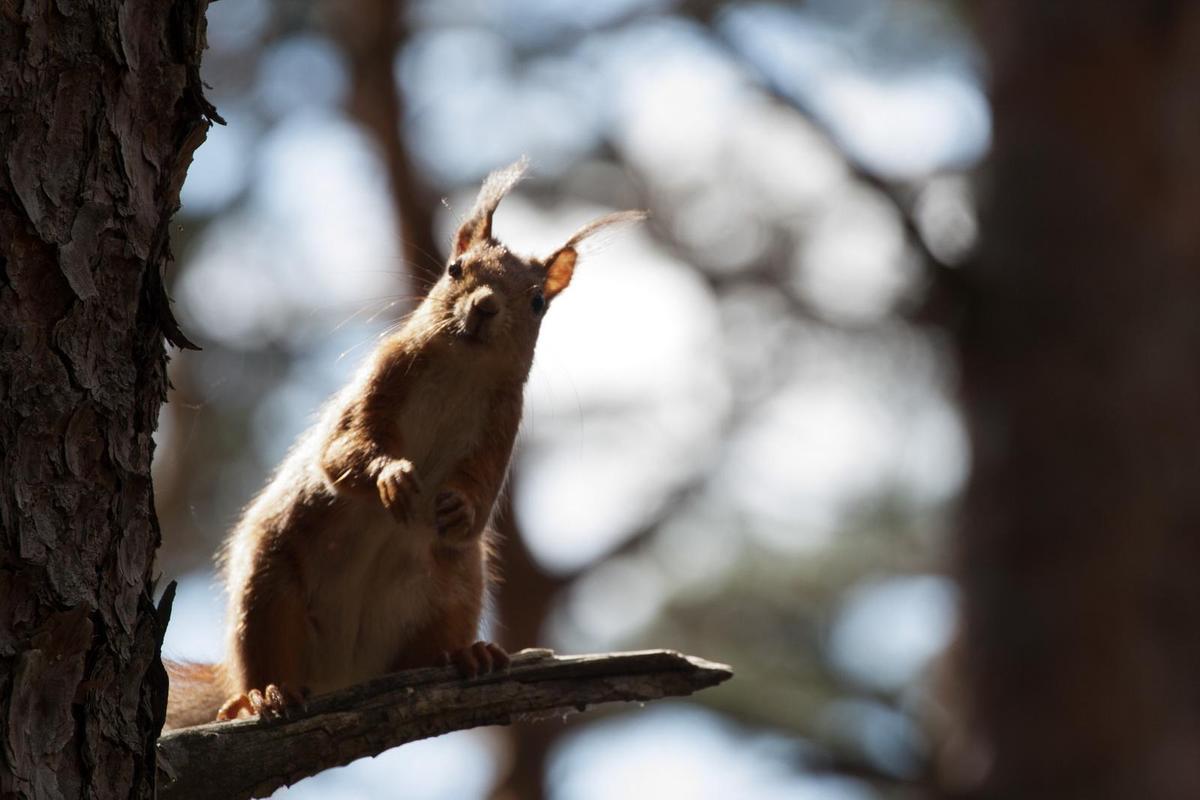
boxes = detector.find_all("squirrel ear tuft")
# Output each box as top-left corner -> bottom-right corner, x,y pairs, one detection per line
543,247 -> 577,300
452,157 -> 530,257
561,210 -> 648,252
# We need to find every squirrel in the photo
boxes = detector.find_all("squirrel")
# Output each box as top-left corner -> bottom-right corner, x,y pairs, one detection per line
164,159 -> 645,729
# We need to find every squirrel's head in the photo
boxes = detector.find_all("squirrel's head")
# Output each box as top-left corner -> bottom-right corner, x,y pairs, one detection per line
423,158 -> 645,365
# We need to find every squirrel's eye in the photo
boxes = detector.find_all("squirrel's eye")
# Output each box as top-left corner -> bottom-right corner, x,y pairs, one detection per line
531,293 -> 546,314
448,261 -> 463,280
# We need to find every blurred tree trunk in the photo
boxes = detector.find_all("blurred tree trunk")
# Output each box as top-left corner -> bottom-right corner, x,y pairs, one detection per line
490,489 -> 570,800
0,2 -> 216,796
328,0 -> 441,289
959,3 -> 1200,798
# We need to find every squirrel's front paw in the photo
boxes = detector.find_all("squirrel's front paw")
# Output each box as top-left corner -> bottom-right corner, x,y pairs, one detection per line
377,459 -> 422,523
435,488 -> 476,542
216,683 -> 303,723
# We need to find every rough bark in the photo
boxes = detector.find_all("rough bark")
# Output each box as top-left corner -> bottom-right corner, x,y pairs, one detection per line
959,3 -> 1200,798
0,1 -> 217,797
156,648 -> 733,800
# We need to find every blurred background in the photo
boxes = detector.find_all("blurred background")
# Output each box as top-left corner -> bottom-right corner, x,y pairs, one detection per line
156,0 -> 984,797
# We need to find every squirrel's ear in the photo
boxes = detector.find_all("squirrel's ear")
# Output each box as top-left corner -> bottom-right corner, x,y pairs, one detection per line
540,210 -> 647,300
543,247 -> 577,300
452,157 -> 529,258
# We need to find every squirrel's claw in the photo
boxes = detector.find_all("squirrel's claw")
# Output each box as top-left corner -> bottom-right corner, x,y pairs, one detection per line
442,640 -> 511,678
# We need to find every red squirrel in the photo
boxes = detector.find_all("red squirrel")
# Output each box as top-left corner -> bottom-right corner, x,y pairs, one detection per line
165,159 -> 645,729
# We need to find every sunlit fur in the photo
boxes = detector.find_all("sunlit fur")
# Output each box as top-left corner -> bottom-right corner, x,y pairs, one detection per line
164,159 -> 643,729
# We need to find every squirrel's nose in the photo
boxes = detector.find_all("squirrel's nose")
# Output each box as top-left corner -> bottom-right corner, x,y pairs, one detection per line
473,293 -> 500,317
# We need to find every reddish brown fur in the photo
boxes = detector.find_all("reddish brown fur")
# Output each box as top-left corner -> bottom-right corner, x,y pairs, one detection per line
164,160 -> 644,729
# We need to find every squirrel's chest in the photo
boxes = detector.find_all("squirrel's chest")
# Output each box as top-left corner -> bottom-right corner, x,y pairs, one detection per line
396,367 -> 489,484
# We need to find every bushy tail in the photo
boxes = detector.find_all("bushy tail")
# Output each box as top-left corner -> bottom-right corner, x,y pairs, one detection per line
164,661 -> 231,730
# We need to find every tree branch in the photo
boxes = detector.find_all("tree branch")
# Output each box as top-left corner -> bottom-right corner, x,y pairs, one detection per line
156,648 -> 732,800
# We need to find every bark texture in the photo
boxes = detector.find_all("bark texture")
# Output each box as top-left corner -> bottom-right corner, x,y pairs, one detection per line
156,648 -> 733,800
960,3 -> 1200,798
0,2 -> 217,796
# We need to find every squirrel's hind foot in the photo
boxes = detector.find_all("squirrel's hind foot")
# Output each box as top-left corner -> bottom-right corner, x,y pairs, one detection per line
216,683 -> 304,722
443,641 -> 510,678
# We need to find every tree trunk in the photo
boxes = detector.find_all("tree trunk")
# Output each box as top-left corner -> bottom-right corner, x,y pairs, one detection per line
0,2 -> 216,796
959,3 -> 1200,798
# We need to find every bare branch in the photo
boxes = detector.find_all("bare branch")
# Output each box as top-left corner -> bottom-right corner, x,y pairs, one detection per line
156,649 -> 732,800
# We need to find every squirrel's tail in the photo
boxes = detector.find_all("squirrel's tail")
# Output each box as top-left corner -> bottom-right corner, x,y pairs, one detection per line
164,661 -> 231,730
